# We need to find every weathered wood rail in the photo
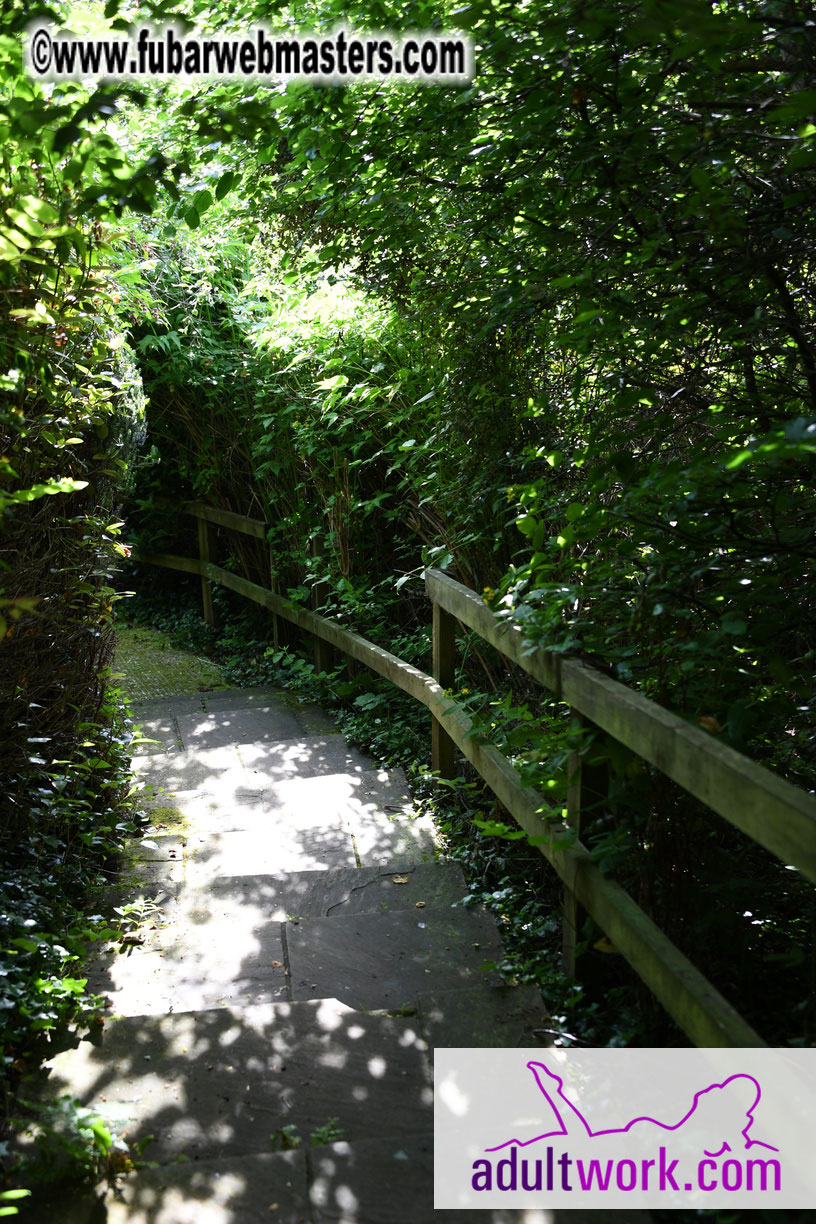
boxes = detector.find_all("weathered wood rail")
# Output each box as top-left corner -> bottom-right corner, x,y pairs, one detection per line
132,500 -> 816,1049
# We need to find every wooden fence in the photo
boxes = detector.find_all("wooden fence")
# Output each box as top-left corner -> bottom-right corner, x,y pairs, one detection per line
132,500 -> 816,1049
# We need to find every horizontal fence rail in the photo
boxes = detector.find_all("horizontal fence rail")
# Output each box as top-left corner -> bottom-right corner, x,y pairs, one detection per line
427,570 -> 816,887
130,502 -> 816,1048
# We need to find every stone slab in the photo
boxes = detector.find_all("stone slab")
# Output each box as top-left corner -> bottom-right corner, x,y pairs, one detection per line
21,1151 -> 310,1224
141,787 -> 272,834
175,707 -> 305,752
131,712 -> 181,755
286,906 -> 506,1011
45,1000 -> 431,1162
130,688 -> 335,726
236,737 -> 395,787
133,759 -> 412,834
8,1151 -> 647,1224
196,686 -> 291,708
182,817 -> 357,877
130,771 -> 422,878
130,693 -> 216,720
132,737 -> 395,793
418,984 -> 550,1053
263,771 -> 413,822
83,898 -> 288,1015
173,688 -> 338,734
87,959 -> 286,1016
290,701 -> 338,735
309,1132 -> 434,1223
348,809 -> 438,866
180,862 -> 469,925
106,1150 -> 309,1224
132,745 -> 242,791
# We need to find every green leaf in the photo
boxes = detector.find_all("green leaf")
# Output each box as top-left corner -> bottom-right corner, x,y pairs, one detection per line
17,195 -> 59,224
10,937 -> 40,953
52,124 -> 83,155
192,189 -> 213,214
5,209 -> 45,237
0,236 -> 22,261
474,818 -> 526,840
720,612 -> 746,636
215,171 -> 238,200
0,477 -> 89,508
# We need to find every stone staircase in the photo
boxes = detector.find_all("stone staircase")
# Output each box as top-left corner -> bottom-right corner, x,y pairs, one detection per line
34,687 -> 639,1223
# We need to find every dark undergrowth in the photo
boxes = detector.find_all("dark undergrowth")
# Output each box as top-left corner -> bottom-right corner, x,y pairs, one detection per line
0,676 -> 146,1195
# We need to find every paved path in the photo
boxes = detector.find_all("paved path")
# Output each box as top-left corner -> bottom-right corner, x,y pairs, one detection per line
38,682 -> 644,1223
112,625 -> 230,701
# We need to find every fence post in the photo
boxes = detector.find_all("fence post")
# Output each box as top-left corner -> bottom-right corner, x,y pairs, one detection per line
432,600 -> 457,779
562,712 -> 608,976
197,514 -> 216,627
311,535 -> 332,673
269,543 -> 280,651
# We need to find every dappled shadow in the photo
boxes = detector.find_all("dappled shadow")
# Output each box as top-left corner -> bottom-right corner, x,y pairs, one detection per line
134,733 -> 385,791
45,997 -> 433,1160
133,736 -> 434,876
23,688 -> 560,1221
39,996 -> 432,1222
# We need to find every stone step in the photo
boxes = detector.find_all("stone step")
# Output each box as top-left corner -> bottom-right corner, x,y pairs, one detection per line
44,1000 -> 432,1165
129,768 -> 433,876
83,911 -> 289,1015
187,691 -> 335,735
131,686 -> 332,718
418,983 -> 551,1053
133,735 -> 409,794
87,865 -> 470,1017
131,690 -> 338,757
106,861 -> 467,926
24,1140 -> 652,1223
285,905 -> 506,1011
262,861 -> 470,918
141,768 -> 413,833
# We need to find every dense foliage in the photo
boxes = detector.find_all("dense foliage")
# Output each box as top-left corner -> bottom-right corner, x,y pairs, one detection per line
236,0 -> 816,757
0,1 -> 159,1183
111,0 -> 816,1046
117,0 -> 816,767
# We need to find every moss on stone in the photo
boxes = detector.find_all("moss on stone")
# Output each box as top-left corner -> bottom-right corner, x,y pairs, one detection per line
113,624 -> 229,702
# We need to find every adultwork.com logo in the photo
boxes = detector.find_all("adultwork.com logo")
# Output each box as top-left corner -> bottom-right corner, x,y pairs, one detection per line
476,1060 -> 779,1194
434,1049 -> 816,1209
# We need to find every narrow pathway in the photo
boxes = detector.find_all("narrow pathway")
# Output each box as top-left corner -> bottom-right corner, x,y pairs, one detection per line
39,643 -> 626,1222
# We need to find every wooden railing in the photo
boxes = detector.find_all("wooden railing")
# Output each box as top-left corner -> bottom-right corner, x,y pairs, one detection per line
132,500 -> 816,1049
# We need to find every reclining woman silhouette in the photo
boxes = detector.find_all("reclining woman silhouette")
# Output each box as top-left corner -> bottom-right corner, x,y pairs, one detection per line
486,1059 -> 779,1158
